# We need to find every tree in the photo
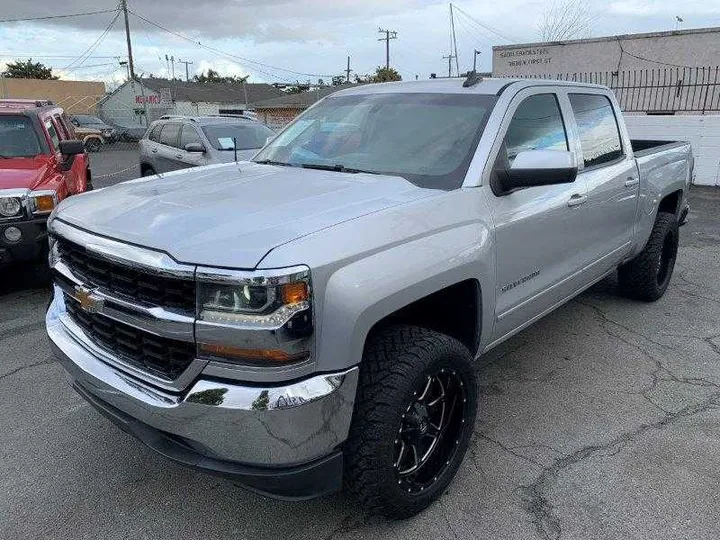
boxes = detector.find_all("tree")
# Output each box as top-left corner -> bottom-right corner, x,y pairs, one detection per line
2,59 -> 58,80
354,66 -> 402,84
193,69 -> 249,83
331,75 -> 346,86
538,0 -> 597,42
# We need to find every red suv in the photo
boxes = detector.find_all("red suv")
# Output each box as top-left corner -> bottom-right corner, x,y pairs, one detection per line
0,99 -> 92,268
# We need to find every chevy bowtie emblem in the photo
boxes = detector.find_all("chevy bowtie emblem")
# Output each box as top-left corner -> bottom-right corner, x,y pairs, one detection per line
73,285 -> 104,313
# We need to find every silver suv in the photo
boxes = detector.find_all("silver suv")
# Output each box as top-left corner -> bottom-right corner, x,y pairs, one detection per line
139,115 -> 275,176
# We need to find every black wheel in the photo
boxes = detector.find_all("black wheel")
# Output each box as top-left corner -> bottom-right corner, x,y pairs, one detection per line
345,325 -> 477,519
85,138 -> 101,152
141,165 -> 156,177
618,211 -> 679,302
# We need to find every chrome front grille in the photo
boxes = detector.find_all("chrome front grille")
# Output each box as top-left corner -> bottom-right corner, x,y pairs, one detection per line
64,293 -> 196,381
49,219 -> 203,390
56,238 -> 196,313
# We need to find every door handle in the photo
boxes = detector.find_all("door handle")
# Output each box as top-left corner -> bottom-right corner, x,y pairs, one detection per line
175,154 -> 183,159
151,148 -> 158,153
625,177 -> 639,188
567,194 -> 588,207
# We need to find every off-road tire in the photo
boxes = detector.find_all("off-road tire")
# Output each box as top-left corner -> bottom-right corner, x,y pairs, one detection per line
618,211 -> 679,301
344,325 -> 477,519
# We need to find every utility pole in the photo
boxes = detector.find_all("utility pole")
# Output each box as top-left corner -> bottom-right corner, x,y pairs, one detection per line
170,56 -> 175,79
450,4 -> 459,77
442,54 -> 456,78
377,28 -> 397,70
345,56 -> 352,83
120,0 -> 135,80
178,59 -> 193,81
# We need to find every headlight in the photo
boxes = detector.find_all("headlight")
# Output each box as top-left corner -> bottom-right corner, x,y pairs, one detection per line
198,267 -> 310,328
0,197 -> 22,217
29,190 -> 57,215
197,266 -> 313,365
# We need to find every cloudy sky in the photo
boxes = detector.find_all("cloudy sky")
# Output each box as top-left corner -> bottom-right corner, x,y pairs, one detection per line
1,0 -> 719,87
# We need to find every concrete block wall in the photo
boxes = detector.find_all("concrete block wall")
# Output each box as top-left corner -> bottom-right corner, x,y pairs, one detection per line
624,115 -> 720,186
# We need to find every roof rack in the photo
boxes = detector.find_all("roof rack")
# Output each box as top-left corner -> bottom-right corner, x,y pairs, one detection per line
159,115 -> 197,122
0,98 -> 55,109
462,70 -> 483,88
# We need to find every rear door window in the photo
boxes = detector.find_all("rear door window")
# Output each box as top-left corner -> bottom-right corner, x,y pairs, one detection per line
568,94 -> 623,168
159,124 -> 181,147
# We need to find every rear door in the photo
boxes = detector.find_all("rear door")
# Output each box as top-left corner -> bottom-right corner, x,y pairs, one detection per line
564,90 -> 638,277
155,123 -> 182,173
484,88 -> 590,343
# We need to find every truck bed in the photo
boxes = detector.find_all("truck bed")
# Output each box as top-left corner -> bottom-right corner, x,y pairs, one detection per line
631,139 -> 689,158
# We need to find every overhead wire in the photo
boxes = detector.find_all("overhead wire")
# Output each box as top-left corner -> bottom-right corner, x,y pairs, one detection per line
63,9 -> 121,71
128,8 -> 335,81
451,5 -> 518,43
0,9 -> 118,24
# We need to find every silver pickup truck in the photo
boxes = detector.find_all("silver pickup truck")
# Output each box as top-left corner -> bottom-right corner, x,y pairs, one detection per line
46,76 -> 692,518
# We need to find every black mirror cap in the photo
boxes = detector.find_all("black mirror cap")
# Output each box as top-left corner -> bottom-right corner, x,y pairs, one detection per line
500,165 -> 577,192
59,139 -> 85,156
185,142 -> 205,153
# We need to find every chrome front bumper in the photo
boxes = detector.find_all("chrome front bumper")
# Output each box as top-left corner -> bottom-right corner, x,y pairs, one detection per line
47,291 -> 358,477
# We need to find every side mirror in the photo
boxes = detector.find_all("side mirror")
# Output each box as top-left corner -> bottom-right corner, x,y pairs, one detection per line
58,140 -> 85,171
59,140 -> 85,156
498,150 -> 577,193
185,142 -> 205,153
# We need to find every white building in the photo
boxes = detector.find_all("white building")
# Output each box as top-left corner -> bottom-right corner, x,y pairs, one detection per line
98,78 -> 284,130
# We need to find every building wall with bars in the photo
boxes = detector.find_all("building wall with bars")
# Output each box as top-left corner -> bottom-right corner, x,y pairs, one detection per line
625,114 -> 720,186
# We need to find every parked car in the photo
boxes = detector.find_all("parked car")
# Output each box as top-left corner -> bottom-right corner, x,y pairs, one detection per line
70,114 -> 116,142
45,77 -> 692,518
111,124 -> 147,142
72,125 -> 105,152
138,115 -> 275,176
0,99 -> 91,269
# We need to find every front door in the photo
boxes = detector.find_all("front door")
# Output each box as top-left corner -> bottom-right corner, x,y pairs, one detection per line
484,89 -> 590,343
175,124 -> 208,170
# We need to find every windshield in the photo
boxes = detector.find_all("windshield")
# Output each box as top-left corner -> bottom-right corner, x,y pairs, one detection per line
253,92 -> 497,190
202,123 -> 275,151
0,116 -> 41,157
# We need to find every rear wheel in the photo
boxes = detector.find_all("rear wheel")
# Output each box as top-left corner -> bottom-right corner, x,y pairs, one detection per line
345,326 -> 477,519
618,211 -> 679,301
141,165 -> 157,177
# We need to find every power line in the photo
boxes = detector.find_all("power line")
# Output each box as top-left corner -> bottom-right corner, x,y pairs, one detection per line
0,9 -> 118,24
63,10 -> 121,71
129,8 -> 335,80
452,5 -> 517,43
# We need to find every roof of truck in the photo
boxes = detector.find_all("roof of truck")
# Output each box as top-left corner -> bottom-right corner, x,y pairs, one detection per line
0,99 -> 58,115
332,77 -> 607,97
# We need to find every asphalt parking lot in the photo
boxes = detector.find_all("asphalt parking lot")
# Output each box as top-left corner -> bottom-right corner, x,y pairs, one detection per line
1,187 -> 719,540
89,144 -> 141,188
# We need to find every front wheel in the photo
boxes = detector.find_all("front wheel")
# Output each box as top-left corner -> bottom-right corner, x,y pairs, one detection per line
344,326 -> 477,519
618,211 -> 679,301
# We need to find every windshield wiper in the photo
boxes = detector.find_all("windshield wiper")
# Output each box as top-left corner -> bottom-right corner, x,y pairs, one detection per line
300,163 -> 379,175
254,159 -> 295,167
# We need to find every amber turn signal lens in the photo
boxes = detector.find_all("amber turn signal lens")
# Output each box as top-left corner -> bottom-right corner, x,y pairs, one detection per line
34,195 -> 55,213
281,282 -> 309,305
199,343 -> 309,363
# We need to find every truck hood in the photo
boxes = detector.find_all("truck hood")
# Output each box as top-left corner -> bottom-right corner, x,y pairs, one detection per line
0,156 -> 55,190
56,162 -> 437,268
